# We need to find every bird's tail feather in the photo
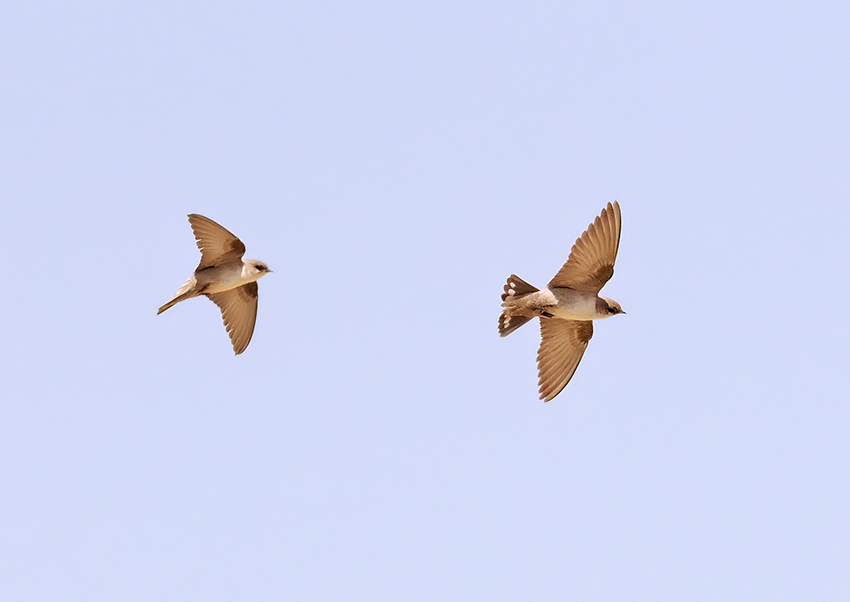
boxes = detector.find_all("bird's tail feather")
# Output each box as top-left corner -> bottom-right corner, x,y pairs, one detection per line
501,274 -> 539,301
157,278 -> 198,315
498,274 -> 539,336
498,313 -> 532,337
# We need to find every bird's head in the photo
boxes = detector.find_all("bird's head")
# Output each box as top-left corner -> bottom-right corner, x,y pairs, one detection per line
600,297 -> 626,317
247,261 -> 273,279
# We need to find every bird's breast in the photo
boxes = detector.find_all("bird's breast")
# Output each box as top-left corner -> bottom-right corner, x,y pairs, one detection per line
549,288 -> 605,320
194,264 -> 248,293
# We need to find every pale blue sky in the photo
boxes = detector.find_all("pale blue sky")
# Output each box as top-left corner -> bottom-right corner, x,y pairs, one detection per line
2,1 -> 849,600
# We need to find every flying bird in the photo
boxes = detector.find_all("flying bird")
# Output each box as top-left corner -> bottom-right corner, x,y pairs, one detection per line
499,201 -> 625,401
158,214 -> 272,355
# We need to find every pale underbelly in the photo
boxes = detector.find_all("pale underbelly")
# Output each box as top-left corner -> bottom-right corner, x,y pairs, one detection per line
547,303 -> 599,321
547,290 -> 600,320
196,269 -> 249,294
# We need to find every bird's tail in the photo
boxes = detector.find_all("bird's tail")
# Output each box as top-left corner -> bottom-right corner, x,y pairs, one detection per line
157,277 -> 198,315
498,274 -> 539,337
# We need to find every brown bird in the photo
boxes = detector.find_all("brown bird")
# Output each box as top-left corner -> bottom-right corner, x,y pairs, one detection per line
158,214 -> 272,354
499,201 -> 625,401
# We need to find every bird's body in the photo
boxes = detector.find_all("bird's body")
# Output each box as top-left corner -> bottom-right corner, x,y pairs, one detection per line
505,287 -> 609,322
158,214 -> 271,355
499,201 -> 624,401
196,262 -> 261,293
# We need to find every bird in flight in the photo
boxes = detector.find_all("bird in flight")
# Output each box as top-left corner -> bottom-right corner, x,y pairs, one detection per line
499,201 -> 625,401
158,214 -> 272,355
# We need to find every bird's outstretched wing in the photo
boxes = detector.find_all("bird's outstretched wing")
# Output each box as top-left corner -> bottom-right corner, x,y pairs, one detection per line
548,201 -> 621,293
188,214 -> 246,269
537,318 -> 593,402
206,282 -> 258,355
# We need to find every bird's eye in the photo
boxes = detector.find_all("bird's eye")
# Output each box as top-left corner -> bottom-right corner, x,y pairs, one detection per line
255,264 -> 265,271
608,306 -> 617,314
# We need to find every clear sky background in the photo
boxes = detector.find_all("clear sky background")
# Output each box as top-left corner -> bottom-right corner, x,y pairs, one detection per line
2,1 -> 849,600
